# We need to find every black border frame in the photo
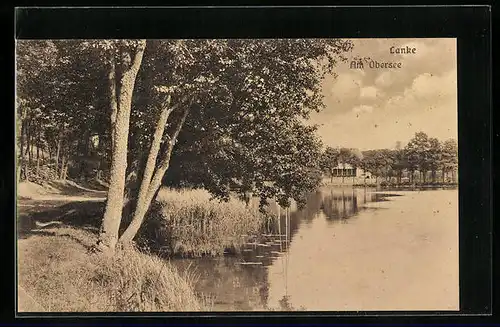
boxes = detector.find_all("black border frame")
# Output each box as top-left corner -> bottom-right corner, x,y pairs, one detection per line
2,5 -> 493,325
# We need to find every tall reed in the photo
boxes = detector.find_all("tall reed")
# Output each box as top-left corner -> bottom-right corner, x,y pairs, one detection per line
138,188 -> 269,258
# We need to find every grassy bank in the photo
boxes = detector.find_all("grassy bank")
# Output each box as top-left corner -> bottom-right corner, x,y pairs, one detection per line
138,188 -> 269,258
18,227 -> 206,312
17,184 -> 271,311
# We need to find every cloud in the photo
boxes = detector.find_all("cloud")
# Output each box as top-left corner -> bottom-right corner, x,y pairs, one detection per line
400,39 -> 457,75
330,71 -> 364,99
408,71 -> 456,99
311,38 -> 457,150
360,86 -> 378,99
375,72 -> 395,88
352,105 -> 374,114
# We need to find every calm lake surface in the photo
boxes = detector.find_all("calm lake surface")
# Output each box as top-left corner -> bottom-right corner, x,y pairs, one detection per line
170,187 -> 459,311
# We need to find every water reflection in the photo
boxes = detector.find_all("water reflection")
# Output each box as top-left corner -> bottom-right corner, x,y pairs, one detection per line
173,256 -> 269,311
169,187 -> 453,311
263,188 -> 393,251
320,188 -> 398,222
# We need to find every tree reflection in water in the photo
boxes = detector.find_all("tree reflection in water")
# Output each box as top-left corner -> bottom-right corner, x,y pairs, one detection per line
171,187 -> 400,311
319,188 -> 394,222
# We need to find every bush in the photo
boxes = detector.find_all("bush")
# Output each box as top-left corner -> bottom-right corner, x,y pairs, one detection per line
138,188 -> 267,258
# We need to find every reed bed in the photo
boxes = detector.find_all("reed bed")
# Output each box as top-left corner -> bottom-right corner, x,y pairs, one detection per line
138,188 -> 270,258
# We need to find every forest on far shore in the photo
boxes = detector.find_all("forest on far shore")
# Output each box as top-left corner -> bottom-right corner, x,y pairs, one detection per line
319,132 -> 458,185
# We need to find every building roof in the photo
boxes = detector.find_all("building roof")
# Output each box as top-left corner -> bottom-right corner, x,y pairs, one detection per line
334,163 -> 355,169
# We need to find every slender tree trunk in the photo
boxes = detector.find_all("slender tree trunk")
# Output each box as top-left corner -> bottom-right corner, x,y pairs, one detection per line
36,131 -> 40,174
121,94 -> 174,211
120,97 -> 176,225
119,103 -> 191,245
20,121 -> 25,181
109,53 -> 118,154
26,122 -> 32,166
55,136 -> 62,175
36,151 -> 40,174
85,132 -> 91,156
23,124 -> 30,182
61,156 -> 69,180
98,40 -> 147,253
48,143 -> 53,163
59,155 -> 66,180
29,125 -> 35,166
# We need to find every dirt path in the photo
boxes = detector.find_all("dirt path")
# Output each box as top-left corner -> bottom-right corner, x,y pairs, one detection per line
17,182 -> 108,312
17,181 -> 108,237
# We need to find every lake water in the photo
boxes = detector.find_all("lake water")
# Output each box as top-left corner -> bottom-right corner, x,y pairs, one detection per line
170,187 -> 459,311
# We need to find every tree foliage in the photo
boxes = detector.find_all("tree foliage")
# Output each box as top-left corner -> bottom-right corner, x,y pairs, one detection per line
356,132 -> 457,184
16,38 -> 354,252
319,147 -> 340,182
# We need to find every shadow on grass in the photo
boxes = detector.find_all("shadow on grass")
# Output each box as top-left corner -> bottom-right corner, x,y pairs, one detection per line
44,180 -> 107,196
18,200 -> 105,239
24,230 -> 96,252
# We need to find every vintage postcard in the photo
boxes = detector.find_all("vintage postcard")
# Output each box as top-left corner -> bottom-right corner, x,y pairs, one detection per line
16,38 -> 459,312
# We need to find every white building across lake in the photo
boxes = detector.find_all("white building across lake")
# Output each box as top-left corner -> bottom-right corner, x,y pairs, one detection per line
329,163 -> 372,179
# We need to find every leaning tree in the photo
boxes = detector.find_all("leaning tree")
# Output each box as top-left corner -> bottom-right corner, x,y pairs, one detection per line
78,39 -> 354,253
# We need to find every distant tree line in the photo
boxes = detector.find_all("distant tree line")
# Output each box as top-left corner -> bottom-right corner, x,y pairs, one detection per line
320,132 -> 458,185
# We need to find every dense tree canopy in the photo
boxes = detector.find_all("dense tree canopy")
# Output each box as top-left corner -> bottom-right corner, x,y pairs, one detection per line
16,38 -> 354,252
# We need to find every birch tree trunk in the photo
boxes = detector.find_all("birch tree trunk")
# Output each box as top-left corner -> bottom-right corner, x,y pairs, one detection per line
98,40 -> 147,254
119,104 -> 191,245
109,54 -> 118,153
121,95 -> 174,219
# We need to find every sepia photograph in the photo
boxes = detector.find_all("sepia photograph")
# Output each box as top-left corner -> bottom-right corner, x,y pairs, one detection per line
16,38 -> 459,313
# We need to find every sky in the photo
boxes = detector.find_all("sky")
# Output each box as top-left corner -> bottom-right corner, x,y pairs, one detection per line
308,38 -> 457,151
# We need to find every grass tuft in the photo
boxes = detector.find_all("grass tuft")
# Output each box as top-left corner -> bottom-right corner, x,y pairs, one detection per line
18,227 -> 205,312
